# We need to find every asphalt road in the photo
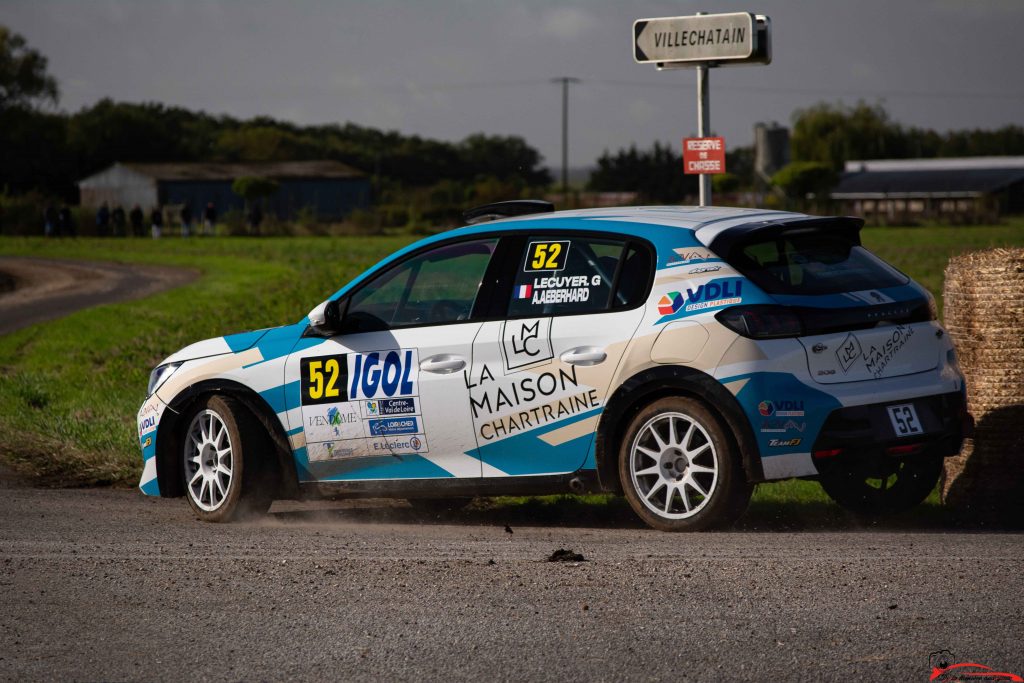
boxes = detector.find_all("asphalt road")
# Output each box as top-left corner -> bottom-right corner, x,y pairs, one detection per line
0,256 -> 197,336
1,487 -> 1021,682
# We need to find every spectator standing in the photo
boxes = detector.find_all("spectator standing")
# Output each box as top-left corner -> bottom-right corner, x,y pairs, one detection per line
43,204 -> 57,237
111,205 -> 126,237
180,204 -> 193,237
96,202 -> 110,237
150,206 -> 164,239
58,205 -> 75,237
129,205 -> 144,237
203,202 -> 217,236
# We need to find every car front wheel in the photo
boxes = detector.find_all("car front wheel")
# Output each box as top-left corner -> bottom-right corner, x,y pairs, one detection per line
182,395 -> 272,522
618,397 -> 751,532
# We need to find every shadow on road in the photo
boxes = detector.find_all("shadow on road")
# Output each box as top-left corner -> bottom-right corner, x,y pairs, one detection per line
267,495 -> 1024,533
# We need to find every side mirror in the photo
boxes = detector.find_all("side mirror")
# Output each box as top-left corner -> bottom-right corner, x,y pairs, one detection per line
307,298 -> 344,336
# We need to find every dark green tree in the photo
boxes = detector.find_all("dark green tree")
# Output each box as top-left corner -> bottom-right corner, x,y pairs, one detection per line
0,26 -> 58,110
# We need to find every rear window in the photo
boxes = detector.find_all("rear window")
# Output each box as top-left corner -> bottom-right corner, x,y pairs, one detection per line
728,231 -> 908,295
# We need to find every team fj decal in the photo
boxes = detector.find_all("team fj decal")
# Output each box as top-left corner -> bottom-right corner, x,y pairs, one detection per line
300,349 -> 425,459
655,278 -> 744,324
768,438 -> 802,448
464,363 -> 599,441
758,400 -> 805,417
501,318 -> 553,372
524,241 -> 569,272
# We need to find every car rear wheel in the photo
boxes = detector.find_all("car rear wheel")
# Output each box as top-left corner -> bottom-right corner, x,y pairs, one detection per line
817,454 -> 942,516
618,397 -> 752,532
182,395 -> 273,522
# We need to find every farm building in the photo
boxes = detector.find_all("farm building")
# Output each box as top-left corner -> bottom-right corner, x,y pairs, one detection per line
831,156 -> 1024,224
78,161 -> 371,220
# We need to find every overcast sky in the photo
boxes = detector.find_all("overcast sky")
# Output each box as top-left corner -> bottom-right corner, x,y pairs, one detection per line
5,0 -> 1024,171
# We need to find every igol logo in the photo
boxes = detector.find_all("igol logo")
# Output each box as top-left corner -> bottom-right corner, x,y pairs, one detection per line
758,401 -> 774,417
350,350 -> 416,400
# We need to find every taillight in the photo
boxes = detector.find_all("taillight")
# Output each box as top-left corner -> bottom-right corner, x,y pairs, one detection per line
716,305 -> 803,339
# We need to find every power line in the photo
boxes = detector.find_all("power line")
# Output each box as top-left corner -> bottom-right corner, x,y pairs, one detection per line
586,78 -> 1024,102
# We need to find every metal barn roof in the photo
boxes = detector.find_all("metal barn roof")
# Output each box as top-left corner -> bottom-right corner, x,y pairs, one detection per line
833,157 -> 1024,199
80,160 -> 365,186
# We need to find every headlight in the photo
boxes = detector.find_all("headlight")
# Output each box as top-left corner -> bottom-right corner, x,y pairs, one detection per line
147,362 -> 182,396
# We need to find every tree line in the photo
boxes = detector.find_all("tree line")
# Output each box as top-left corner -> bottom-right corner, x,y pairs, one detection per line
589,101 -> 1024,202
0,25 -> 551,209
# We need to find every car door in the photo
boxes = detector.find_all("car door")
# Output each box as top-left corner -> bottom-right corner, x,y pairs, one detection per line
284,237 -> 500,482
466,234 -> 653,477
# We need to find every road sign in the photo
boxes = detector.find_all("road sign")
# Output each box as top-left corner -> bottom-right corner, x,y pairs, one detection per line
633,13 -> 770,66
683,137 -> 726,175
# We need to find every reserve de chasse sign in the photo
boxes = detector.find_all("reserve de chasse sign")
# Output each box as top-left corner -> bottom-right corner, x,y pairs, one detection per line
683,137 -> 726,175
634,13 -> 755,64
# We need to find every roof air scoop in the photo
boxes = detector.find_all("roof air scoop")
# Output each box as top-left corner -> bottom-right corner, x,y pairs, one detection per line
462,200 -> 554,225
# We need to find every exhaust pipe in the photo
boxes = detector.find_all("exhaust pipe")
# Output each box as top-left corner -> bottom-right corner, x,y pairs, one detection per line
568,477 -> 585,494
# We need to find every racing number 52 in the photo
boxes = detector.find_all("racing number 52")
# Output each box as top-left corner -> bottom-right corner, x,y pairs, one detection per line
526,241 -> 569,272
307,357 -> 341,401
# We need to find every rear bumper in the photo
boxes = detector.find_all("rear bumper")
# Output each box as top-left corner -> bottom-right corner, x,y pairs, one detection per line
810,390 -> 967,463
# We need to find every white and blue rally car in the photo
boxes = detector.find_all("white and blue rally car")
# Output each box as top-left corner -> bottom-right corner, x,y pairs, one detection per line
137,203 -> 969,530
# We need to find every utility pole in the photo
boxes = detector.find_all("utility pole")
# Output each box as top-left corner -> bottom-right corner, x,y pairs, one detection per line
552,77 -> 580,207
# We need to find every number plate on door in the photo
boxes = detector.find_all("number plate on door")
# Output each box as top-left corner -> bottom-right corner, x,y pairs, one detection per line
887,403 -> 923,437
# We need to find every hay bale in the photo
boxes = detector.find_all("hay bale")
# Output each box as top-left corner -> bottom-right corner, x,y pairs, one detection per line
941,248 -> 1024,520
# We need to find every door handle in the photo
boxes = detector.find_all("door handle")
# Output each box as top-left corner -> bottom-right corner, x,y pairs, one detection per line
560,346 -> 607,366
420,354 -> 467,374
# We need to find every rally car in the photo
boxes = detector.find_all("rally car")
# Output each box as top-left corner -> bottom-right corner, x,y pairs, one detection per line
137,202 -> 969,530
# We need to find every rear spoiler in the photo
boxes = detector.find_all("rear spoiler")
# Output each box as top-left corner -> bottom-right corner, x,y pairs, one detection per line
708,216 -> 864,261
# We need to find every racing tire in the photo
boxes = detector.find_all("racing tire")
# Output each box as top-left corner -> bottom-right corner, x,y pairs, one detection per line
618,397 -> 752,532
817,454 -> 942,516
181,394 -> 273,522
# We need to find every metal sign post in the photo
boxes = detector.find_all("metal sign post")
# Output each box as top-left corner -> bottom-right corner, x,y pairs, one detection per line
633,12 -> 772,207
696,63 -> 711,206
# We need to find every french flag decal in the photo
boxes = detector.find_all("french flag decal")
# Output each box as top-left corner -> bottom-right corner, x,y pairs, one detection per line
516,284 -> 533,299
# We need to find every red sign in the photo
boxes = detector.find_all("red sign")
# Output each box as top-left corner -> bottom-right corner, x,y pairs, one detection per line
683,137 -> 726,174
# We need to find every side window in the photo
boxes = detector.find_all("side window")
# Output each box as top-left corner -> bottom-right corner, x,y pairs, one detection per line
507,236 -> 642,317
343,238 -> 498,332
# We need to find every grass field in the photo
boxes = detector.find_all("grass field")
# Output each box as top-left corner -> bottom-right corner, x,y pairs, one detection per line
1,220 -> 1022,514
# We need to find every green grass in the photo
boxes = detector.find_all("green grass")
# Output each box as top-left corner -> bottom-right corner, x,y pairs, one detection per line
1,219 -> 1022,501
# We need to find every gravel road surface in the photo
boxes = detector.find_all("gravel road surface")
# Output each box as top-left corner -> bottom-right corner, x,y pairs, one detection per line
0,256 -> 197,335
1,488 -> 1021,682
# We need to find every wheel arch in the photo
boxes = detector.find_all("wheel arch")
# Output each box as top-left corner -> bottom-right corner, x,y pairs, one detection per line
154,379 -> 300,500
594,365 -> 764,493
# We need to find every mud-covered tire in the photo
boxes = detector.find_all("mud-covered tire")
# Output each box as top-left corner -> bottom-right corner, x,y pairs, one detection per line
817,454 -> 942,516
181,394 -> 273,522
618,397 -> 751,532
